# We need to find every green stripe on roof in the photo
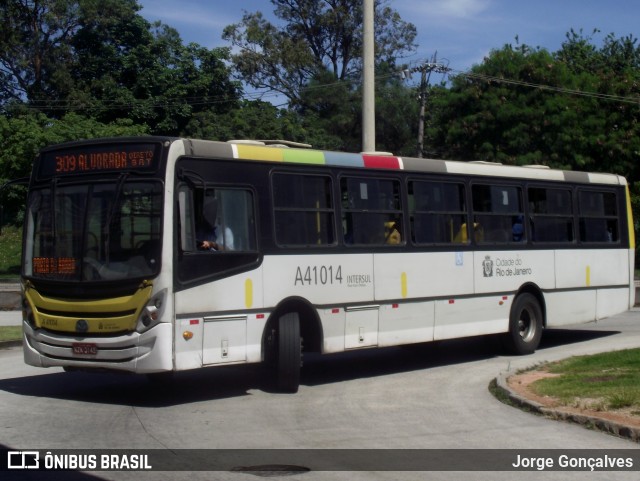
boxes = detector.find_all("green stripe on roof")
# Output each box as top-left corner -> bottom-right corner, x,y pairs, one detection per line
282,148 -> 326,165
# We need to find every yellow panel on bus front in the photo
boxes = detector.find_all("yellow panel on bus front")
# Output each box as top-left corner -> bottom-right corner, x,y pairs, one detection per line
24,285 -> 152,333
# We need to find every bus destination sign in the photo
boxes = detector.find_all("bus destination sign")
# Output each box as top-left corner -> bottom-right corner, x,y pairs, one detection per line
39,143 -> 159,178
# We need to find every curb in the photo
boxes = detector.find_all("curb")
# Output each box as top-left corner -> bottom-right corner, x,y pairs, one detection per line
0,339 -> 22,349
494,372 -> 640,443
0,282 -> 21,310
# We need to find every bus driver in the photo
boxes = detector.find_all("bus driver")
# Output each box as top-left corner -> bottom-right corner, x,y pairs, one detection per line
199,196 -> 234,251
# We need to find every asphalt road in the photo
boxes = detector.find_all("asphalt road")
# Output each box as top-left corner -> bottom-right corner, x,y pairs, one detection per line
1,309 -> 640,481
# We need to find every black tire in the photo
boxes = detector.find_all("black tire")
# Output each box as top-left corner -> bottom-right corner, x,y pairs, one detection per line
146,371 -> 175,384
504,293 -> 543,355
277,312 -> 301,393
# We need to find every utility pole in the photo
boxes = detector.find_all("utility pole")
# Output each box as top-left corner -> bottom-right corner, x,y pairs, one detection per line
416,54 -> 435,158
362,0 -> 375,152
411,54 -> 450,158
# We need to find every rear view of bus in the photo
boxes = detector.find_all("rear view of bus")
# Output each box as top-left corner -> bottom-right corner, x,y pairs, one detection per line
22,139 -> 173,373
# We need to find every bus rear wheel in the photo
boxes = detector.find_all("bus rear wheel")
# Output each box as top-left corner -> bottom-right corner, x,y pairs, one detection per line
504,293 -> 543,355
276,312 -> 302,393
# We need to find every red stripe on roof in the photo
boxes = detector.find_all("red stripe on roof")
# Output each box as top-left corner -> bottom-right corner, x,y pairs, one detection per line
362,154 -> 401,170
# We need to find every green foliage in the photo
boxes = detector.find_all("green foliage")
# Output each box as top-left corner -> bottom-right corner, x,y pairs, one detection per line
424,32 -> 640,250
2,1 -> 640,237
223,0 -> 416,106
0,0 -> 241,136
0,111 -> 148,179
0,225 -> 21,277
294,65 -> 420,153
427,33 -> 640,179
0,112 -> 148,224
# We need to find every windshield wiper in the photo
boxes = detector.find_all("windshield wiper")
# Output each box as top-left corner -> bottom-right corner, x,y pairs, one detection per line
103,173 -> 129,264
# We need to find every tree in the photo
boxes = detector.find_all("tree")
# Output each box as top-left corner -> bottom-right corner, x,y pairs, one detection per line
295,63 -> 420,153
0,111 -> 148,181
0,0 -> 242,136
70,16 -> 241,134
425,32 -> 640,262
0,0 -> 80,105
427,34 -> 640,180
222,0 -> 417,106
0,111 -> 148,223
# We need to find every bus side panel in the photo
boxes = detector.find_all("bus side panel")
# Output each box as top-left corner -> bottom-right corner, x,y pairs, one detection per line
263,254 -> 378,353
174,315 -> 205,370
549,248 -> 630,326
596,288 -> 632,320
555,249 -> 629,289
378,302 -> 435,347
174,268 -> 265,370
373,252 -> 471,347
474,250 -> 556,294
202,318 -> 247,364
318,307 -> 346,353
262,254 -> 375,306
545,291 -> 597,326
373,252 -> 475,300
433,296 -> 509,341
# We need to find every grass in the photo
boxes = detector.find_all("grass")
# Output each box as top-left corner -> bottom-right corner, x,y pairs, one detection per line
530,349 -> 640,413
0,326 -> 22,342
0,225 -> 21,279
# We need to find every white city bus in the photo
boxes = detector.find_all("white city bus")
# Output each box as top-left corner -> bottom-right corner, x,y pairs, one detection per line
21,137 -> 635,392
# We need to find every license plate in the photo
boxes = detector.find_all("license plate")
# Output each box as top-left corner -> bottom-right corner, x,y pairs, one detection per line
72,343 -> 98,355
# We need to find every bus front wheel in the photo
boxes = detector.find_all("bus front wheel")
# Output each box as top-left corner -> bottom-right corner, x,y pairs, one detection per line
504,293 -> 543,355
276,312 -> 302,393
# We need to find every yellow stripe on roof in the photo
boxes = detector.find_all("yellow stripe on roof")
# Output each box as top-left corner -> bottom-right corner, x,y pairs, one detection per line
236,144 -> 284,162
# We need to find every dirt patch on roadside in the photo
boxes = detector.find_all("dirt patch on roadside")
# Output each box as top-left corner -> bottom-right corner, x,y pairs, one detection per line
507,369 -> 640,429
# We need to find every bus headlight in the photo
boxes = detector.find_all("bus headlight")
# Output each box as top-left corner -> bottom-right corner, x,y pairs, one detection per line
136,289 -> 167,333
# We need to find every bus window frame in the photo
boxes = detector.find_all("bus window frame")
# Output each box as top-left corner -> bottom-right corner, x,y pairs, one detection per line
526,184 -> 576,245
407,177 -> 469,246
470,181 -> 526,245
576,187 -> 621,245
270,170 -> 338,249
175,179 -> 262,287
338,173 -> 406,248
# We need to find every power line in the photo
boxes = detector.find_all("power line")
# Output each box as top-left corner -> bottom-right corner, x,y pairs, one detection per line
8,62 -> 640,112
450,69 -> 640,105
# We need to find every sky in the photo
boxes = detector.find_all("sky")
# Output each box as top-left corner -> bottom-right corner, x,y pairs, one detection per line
137,0 -> 640,85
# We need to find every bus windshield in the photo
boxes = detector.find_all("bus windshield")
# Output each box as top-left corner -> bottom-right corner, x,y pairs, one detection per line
23,180 -> 163,282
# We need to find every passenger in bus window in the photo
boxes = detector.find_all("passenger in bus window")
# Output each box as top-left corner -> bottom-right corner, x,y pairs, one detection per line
384,220 -> 402,245
454,222 -> 483,243
199,197 -> 234,251
512,215 -> 525,242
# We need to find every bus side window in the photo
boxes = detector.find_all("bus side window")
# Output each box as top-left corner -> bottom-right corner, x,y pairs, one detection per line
180,185 -> 256,253
409,180 -> 467,245
341,177 -> 404,246
528,187 -> 574,243
578,190 -> 618,243
272,173 -> 335,247
472,184 -> 524,244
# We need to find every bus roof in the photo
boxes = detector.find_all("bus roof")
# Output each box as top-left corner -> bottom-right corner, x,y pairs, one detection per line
181,138 -> 626,186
